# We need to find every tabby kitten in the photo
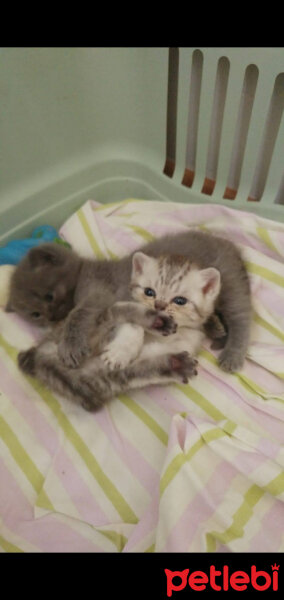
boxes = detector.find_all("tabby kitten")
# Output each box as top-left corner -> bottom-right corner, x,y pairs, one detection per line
7,226 -> 250,373
17,253 -> 221,411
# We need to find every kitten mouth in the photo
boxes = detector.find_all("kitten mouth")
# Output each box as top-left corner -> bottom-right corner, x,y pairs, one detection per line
151,314 -> 177,335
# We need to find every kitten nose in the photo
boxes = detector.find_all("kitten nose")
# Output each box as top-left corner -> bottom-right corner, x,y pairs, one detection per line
155,300 -> 167,311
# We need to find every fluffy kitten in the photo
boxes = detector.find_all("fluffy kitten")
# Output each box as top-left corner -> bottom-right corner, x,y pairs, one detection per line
17,253 -> 221,411
6,243 -> 81,326
7,227 -> 250,372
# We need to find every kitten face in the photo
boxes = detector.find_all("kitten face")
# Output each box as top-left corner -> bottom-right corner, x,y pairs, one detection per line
131,252 -> 220,328
6,244 -> 80,326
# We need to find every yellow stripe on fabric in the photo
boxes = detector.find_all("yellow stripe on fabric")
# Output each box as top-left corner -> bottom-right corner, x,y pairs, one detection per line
0,334 -> 19,362
0,335 -> 138,525
160,439 -> 204,497
145,543 -> 155,552
29,385 -> 138,524
253,312 -> 284,343
77,209 -> 105,258
256,227 -> 280,255
125,224 -> 156,242
92,200 -> 123,211
0,535 -> 23,553
119,395 -> 168,446
197,224 -> 210,232
199,348 -> 218,365
97,529 -> 128,552
116,212 -> 139,219
203,428 -> 227,444
206,533 -> 216,552
106,246 -> 119,260
200,347 -> 284,403
35,490 -> 56,512
236,374 -> 269,396
0,416 -> 54,510
245,261 -> 284,288
92,199 -> 140,212
160,426 -> 227,497
265,471 -> 284,497
237,372 -> 284,403
176,377 -> 226,422
206,471 -> 284,551
206,484 -> 264,552
223,420 -> 238,436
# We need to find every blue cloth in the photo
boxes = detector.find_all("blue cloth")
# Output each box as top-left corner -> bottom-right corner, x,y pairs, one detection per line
0,225 -> 70,265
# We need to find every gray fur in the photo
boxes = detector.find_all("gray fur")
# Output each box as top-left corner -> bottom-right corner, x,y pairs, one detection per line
19,346 -> 197,412
7,243 -> 81,326
8,229 -> 251,372
18,304 -> 195,411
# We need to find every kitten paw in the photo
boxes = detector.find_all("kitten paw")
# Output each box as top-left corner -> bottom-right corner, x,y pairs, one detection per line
58,339 -> 91,368
218,350 -> 244,373
204,313 -> 227,340
210,336 -> 227,350
81,396 -> 110,412
18,347 -> 36,376
81,398 -> 97,412
80,380 -> 111,412
101,346 -> 131,370
148,311 -> 177,336
169,351 -> 198,383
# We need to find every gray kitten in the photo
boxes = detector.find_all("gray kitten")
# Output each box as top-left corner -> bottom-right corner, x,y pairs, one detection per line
7,228 -> 251,372
6,243 -> 81,326
17,252 -> 222,410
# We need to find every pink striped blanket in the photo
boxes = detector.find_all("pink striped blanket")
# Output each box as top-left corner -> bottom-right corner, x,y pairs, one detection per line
0,199 -> 283,552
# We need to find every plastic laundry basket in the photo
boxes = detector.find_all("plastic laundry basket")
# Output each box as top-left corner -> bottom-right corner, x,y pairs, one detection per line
1,47 -> 284,243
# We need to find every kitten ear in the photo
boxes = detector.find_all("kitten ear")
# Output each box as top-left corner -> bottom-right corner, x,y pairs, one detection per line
28,244 -> 64,269
200,268 -> 220,299
132,252 -> 154,276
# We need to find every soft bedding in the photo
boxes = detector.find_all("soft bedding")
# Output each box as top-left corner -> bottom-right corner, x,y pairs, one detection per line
0,199 -> 284,553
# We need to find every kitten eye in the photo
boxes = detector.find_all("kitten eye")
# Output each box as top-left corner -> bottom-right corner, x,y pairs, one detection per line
144,287 -> 156,297
44,292 -> 54,302
172,296 -> 188,306
31,311 -> 41,319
